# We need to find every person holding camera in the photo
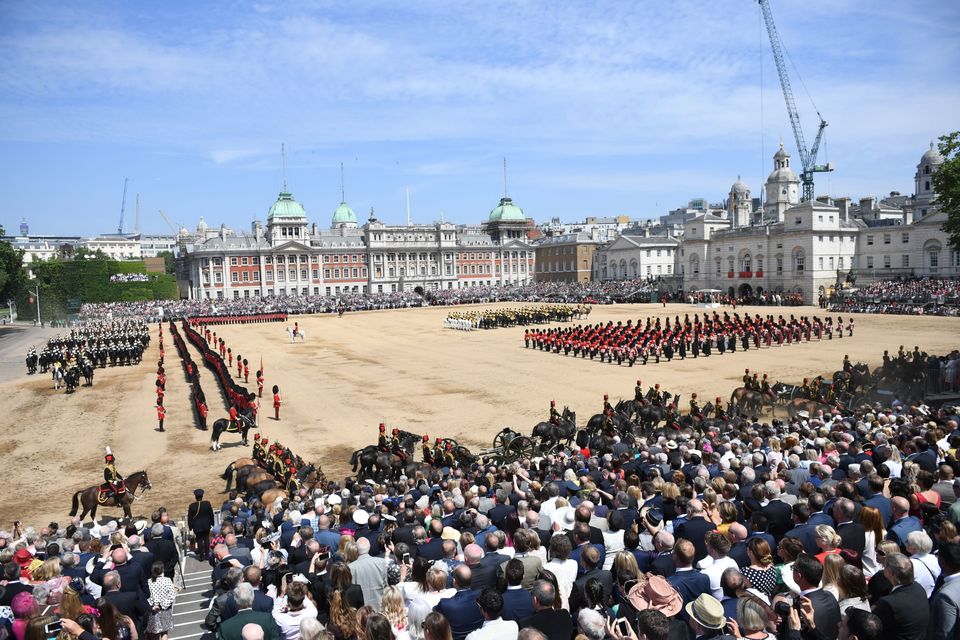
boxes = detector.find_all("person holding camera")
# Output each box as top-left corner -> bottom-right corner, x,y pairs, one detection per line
770,554 -> 839,640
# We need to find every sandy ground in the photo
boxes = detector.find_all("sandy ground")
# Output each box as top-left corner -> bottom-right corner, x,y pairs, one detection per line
1,303 -> 957,528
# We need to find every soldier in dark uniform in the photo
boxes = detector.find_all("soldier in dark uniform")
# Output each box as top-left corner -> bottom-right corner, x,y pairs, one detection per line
843,354 -> 852,373
433,438 -> 445,465
252,434 -> 264,464
549,400 -> 561,425
443,442 -> 456,468
285,466 -> 301,495
421,435 -> 434,465
760,374 -> 772,400
390,428 -> 408,461
378,423 -> 390,452
602,394 -> 613,417
689,393 -> 702,420
100,448 -> 125,499
742,369 -> 751,388
799,378 -> 812,399
187,489 -> 214,562
715,396 -> 727,421
634,380 -> 644,403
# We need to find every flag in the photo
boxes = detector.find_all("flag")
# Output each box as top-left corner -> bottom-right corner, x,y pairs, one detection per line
260,354 -> 264,375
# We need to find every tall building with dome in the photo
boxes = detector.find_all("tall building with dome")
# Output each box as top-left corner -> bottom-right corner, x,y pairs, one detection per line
177,186 -> 535,300
679,141 -> 958,302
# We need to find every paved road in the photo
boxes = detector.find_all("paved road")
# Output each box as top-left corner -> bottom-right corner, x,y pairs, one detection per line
0,323 -> 59,385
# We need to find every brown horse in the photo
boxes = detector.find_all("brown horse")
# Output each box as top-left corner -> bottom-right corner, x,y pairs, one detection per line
222,458 -> 259,491
730,388 -> 776,416
70,470 -> 152,522
786,398 -> 834,419
261,489 -> 288,512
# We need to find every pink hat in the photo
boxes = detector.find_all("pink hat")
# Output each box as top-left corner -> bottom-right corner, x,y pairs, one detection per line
627,575 -> 683,617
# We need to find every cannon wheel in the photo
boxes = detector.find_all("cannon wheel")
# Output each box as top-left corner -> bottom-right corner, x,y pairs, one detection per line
505,436 -> 536,462
493,428 -> 518,450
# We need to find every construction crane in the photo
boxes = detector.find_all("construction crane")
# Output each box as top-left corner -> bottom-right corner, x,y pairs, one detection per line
758,0 -> 832,202
117,178 -> 129,235
157,209 -> 179,235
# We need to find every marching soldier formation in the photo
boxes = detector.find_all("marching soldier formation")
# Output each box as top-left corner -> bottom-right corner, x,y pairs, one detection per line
445,304 -> 578,331
524,311 -> 854,366
30,319 -> 150,374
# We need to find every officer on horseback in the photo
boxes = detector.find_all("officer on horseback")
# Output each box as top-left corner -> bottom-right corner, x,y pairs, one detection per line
602,394 -> 614,417
100,447 -> 125,500
634,380 -> 644,403
800,378 -> 812,399
549,400 -> 561,426
689,393 -> 702,420
422,435 -> 434,465
433,437 -> 445,465
285,465 -> 301,495
715,396 -> 727,421
843,354 -> 852,373
390,428 -> 408,462
760,374 -> 773,400
378,423 -> 390,452
442,442 -> 456,468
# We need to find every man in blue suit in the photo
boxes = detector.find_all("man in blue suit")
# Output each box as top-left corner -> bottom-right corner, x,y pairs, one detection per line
434,565 -> 485,640
862,476 -> 892,527
666,539 -> 710,610
887,496 -> 922,552
500,559 -> 535,622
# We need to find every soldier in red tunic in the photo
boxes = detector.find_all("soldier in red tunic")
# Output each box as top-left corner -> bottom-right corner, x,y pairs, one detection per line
157,398 -> 166,432
243,358 -> 250,384
273,384 -> 281,420
256,370 -> 264,397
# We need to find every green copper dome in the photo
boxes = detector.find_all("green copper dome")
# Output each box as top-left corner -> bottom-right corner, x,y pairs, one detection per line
267,191 -> 307,219
332,201 -> 357,226
489,196 -> 525,222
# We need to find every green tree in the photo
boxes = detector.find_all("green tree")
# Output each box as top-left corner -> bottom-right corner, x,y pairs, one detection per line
933,131 -> 960,252
157,250 -> 176,274
0,225 -> 28,304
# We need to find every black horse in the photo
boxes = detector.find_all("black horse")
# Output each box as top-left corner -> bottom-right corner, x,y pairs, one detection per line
351,432 -> 420,480
210,411 -> 255,451
64,366 -> 82,393
532,407 -> 577,449
82,361 -> 95,386
25,352 -> 38,375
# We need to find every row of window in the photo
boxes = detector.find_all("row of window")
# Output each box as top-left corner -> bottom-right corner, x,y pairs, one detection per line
207,251 -> 533,268
866,233 -> 910,246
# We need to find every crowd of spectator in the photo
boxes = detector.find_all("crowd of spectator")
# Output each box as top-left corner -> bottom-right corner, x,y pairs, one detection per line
77,281 -> 659,324
6,346 -> 960,640
109,275 -> 151,283
829,278 -> 960,316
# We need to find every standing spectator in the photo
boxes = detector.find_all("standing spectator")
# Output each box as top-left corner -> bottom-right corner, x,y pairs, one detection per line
666,539 -> 710,608
146,562 -> 175,640
272,581 -> 317,640
423,612 -> 453,640
930,542 -> 960,640
350,538 -> 386,610
740,538 -> 777,601
858,506 -> 885,578
466,588 -> 519,640
217,583 -> 279,640
887,497 -> 922,552
872,553 -> 929,640
517,580 -> 572,640
187,489 -> 214,562
905,530 -> 939,597
434,566 -> 484,640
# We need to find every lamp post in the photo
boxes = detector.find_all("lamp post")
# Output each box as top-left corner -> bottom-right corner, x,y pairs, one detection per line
32,285 -> 41,326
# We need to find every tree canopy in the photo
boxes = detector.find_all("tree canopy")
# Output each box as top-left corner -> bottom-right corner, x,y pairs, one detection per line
0,225 -> 28,305
933,131 -> 960,252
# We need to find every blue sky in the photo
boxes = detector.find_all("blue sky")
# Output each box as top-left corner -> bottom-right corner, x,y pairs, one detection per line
1,1 -> 958,236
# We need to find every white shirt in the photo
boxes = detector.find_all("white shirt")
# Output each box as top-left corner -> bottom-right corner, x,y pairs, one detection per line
699,556 -> 738,599
545,558 -> 579,609
465,618 -> 519,640
861,530 -> 883,578
601,530 -> 625,570
911,553 -> 941,598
